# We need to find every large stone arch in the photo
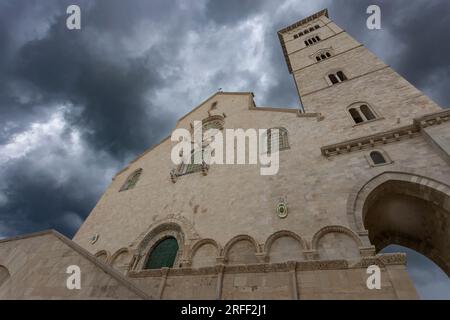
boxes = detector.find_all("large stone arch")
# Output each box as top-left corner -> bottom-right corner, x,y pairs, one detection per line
134,222 -> 186,270
347,169 -> 450,275
128,216 -> 200,270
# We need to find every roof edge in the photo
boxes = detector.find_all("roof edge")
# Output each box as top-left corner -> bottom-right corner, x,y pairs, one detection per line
0,229 -> 151,299
277,8 -> 329,74
277,8 -> 329,34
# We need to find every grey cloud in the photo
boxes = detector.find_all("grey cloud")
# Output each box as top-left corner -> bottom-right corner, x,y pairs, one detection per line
0,0 -> 448,297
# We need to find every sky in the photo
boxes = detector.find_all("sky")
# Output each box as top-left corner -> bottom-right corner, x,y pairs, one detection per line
0,0 -> 449,298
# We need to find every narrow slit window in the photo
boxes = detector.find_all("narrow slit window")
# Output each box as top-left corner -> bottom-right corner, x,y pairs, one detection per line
329,74 -> 339,84
360,105 -> 376,120
337,71 -> 347,82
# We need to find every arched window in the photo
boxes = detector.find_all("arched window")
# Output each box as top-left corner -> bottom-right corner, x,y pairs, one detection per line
365,149 -> 392,167
349,108 -> 364,124
347,103 -> 378,124
315,25 -> 320,29
370,151 -> 386,165
309,27 -> 314,32
315,50 -> 333,62
337,71 -> 347,82
144,237 -> 179,269
328,71 -> 348,85
267,127 -> 289,153
328,74 -> 339,84
119,168 -> 143,192
360,104 -> 376,120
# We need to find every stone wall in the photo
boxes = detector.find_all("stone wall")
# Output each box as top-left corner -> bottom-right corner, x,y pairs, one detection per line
0,230 -> 148,299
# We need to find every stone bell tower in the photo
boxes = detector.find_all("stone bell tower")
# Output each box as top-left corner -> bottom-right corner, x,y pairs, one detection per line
277,8 -> 441,129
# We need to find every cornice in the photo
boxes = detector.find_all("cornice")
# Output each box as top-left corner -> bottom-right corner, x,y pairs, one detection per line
277,9 -> 329,74
127,253 -> 405,278
321,109 -> 450,158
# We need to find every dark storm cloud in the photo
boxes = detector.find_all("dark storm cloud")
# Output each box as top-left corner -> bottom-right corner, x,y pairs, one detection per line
0,0 -> 448,297
328,0 -> 450,107
0,0 -> 180,237
8,1 -> 176,159
1,156 -> 93,236
205,0 -> 264,25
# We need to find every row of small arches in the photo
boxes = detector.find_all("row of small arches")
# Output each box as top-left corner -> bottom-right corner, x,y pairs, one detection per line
94,225 -> 365,272
316,51 -> 331,62
293,24 -> 320,39
304,35 -> 321,47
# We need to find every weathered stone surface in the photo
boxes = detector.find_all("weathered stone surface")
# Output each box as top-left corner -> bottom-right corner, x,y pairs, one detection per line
1,9 -> 448,299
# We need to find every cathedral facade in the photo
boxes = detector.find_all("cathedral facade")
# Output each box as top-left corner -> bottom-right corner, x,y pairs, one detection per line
1,9 -> 449,299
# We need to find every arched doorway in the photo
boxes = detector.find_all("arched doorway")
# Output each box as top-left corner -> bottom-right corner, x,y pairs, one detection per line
348,171 -> 450,277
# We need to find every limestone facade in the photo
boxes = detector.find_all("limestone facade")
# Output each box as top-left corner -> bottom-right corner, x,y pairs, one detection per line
1,9 -> 449,299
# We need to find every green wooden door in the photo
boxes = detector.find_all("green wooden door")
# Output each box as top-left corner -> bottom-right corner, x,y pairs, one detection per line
145,237 -> 179,269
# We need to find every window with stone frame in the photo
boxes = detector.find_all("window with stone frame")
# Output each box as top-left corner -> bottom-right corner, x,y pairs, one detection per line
119,168 -> 143,192
176,148 -> 203,176
328,71 -> 348,84
365,149 -> 392,167
370,151 -> 386,165
267,127 -> 290,154
347,103 -> 378,125
315,50 -> 332,62
304,35 -> 321,47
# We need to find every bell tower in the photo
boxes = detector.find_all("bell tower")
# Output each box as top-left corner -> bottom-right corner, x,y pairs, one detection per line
278,9 -> 440,129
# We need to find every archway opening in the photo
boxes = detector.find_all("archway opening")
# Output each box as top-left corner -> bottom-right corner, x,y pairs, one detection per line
381,245 -> 450,299
363,180 -> 450,276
